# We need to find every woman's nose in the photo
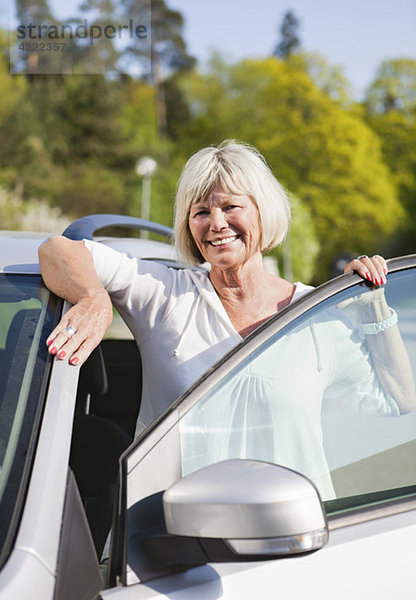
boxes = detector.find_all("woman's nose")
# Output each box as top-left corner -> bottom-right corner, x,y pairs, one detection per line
210,208 -> 227,230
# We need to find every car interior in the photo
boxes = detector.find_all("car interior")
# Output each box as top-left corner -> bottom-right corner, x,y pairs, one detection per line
69,333 -> 142,558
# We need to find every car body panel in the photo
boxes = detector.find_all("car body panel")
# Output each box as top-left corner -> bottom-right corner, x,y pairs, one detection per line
0,309 -> 79,598
102,509 -> 416,599
0,231 -> 178,274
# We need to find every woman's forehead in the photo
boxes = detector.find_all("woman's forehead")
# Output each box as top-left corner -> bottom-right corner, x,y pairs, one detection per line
192,181 -> 250,204
192,190 -> 247,206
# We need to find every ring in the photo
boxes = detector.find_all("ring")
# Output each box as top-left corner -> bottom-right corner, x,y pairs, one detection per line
63,325 -> 77,337
356,255 -> 369,260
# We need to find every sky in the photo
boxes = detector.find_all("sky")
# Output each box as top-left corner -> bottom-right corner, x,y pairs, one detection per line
3,0 -> 416,98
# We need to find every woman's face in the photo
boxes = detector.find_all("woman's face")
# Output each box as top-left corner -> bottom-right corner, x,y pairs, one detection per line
188,189 -> 262,270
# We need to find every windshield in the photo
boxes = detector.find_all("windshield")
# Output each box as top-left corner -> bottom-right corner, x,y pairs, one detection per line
0,274 -> 60,568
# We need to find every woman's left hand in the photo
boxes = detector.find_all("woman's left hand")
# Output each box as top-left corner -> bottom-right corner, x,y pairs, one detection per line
344,254 -> 388,286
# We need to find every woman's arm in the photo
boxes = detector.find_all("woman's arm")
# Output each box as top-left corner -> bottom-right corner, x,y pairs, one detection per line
356,291 -> 416,413
343,254 -> 416,413
38,236 -> 113,366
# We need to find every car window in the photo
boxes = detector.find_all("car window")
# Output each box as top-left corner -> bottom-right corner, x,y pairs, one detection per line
0,274 -> 60,568
179,268 -> 416,510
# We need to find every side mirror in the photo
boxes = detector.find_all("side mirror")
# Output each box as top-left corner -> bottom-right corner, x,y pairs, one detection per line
163,459 -> 328,557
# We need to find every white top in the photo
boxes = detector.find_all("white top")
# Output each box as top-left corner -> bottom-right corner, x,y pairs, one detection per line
84,240 -> 400,500
180,306 -> 400,500
84,240 -> 312,436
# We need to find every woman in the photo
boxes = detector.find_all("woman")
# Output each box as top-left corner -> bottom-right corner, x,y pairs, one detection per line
39,140 -> 415,440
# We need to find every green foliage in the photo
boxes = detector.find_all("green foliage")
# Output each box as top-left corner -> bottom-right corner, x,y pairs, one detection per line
363,59 -> 416,256
365,58 -> 416,116
365,111 -> 416,256
177,56 -> 402,280
293,52 -> 352,106
267,195 -> 320,283
0,33 -> 26,124
58,161 -> 128,216
58,75 -> 128,165
120,79 -> 162,154
1,12 -> 414,282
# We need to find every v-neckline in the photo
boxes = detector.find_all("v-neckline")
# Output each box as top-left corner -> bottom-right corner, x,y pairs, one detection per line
192,272 -> 308,341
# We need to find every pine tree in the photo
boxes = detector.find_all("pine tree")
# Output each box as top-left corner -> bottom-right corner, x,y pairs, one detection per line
121,0 -> 195,145
274,11 -> 301,59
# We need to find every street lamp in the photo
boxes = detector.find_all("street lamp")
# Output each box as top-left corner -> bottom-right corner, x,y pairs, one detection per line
135,156 -> 157,239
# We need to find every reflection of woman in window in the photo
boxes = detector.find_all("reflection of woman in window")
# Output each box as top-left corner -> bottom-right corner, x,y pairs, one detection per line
39,141 -> 416,495
180,283 -> 415,499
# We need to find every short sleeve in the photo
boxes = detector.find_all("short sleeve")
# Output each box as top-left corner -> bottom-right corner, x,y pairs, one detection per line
83,239 -> 178,337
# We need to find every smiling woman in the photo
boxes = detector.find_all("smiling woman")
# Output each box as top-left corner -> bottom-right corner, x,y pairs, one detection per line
38,140 -> 410,439
174,140 -> 290,267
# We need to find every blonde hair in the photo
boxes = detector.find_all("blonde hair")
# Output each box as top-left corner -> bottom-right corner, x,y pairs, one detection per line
174,140 -> 291,266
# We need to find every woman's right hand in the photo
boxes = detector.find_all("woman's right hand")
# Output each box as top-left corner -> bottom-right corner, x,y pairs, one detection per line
46,289 -> 113,366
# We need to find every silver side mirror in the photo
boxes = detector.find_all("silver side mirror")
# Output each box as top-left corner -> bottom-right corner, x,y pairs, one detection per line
163,459 -> 328,557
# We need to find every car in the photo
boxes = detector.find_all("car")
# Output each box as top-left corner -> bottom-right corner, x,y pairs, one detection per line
0,214 -> 415,600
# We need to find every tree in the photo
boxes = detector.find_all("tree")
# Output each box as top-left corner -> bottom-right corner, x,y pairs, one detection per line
365,59 -> 416,117
178,56 -> 402,281
122,0 -> 195,143
72,0 -> 121,74
364,59 -> 416,256
0,31 -> 26,125
274,11 -> 301,59
268,195 -> 320,283
297,52 -> 352,105
14,0 -> 60,75
365,111 -> 416,257
58,75 -> 127,166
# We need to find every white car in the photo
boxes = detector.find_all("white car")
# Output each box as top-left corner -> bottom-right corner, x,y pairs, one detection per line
0,214 -> 415,600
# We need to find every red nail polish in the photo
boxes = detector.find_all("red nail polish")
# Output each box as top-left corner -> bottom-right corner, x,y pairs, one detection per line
365,272 -> 371,280
375,278 -> 380,285
50,346 -> 57,355
58,351 -> 66,359
47,339 -> 53,347
70,357 -> 79,365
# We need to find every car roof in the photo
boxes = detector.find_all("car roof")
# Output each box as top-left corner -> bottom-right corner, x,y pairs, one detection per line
0,230 -> 179,275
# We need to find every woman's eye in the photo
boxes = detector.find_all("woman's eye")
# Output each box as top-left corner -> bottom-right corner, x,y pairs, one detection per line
225,205 -> 238,211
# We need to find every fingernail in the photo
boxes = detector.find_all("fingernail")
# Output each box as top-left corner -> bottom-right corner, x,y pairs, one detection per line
375,278 -> 380,286
58,351 -> 66,359
47,339 -> 53,347
70,357 -> 79,366
50,346 -> 57,355
365,272 -> 371,280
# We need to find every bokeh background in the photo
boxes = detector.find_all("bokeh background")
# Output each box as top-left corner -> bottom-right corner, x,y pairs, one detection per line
1,0 -> 416,282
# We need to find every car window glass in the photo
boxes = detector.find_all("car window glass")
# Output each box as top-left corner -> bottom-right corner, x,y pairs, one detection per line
0,274 -> 58,567
179,269 -> 416,510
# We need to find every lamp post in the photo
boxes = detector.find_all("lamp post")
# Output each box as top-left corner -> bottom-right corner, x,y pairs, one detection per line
135,156 -> 157,239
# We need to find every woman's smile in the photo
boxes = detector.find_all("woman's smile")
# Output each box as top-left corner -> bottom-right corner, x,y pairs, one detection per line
208,234 -> 239,247
188,191 -> 261,268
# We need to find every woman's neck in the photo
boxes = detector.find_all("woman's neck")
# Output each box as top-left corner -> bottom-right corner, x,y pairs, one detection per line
209,254 -> 268,302
209,255 -> 295,338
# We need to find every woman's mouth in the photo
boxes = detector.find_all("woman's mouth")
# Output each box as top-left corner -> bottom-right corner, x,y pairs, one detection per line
209,235 -> 238,247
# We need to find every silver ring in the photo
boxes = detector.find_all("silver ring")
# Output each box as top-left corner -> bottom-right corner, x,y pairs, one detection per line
63,325 -> 77,337
356,255 -> 368,260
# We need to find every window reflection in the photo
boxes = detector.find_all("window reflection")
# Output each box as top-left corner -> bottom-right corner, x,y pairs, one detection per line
180,270 -> 416,503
